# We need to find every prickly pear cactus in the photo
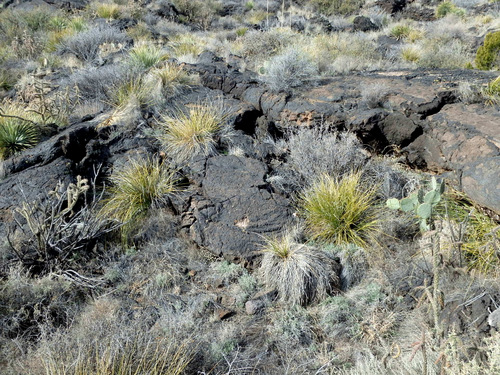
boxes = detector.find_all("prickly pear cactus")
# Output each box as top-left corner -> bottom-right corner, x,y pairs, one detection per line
386,177 -> 445,232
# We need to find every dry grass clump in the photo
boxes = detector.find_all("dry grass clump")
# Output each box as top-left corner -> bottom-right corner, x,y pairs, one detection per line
100,157 -> 179,238
260,230 -> 339,306
157,101 -> 230,163
151,62 -> 197,98
299,172 -> 380,248
30,298 -> 194,375
168,33 -> 207,62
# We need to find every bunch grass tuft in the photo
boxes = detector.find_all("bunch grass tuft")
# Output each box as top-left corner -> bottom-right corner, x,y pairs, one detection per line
158,102 -> 229,164
260,230 -> 339,306
100,157 -> 179,239
299,172 -> 379,248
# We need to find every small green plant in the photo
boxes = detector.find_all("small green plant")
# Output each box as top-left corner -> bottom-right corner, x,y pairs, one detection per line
100,157 -> 179,239
236,27 -> 248,37
128,44 -> 167,70
245,1 -> 255,11
157,102 -> 229,164
482,76 -> 500,105
390,25 -> 412,40
299,172 -> 379,248
259,230 -> 339,306
435,1 -> 465,18
475,31 -> 500,70
387,176 -> 445,232
401,46 -> 421,63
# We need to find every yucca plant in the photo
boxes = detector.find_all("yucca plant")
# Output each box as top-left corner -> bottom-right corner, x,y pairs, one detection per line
299,172 -> 379,248
100,157 -> 179,239
128,44 -> 168,70
260,230 -> 339,306
0,104 -> 39,159
158,102 -> 229,164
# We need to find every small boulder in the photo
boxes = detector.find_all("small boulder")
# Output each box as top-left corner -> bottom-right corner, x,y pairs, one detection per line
353,16 -> 378,32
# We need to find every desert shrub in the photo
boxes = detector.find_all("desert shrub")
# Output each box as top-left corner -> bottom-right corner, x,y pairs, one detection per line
317,295 -> 360,338
59,24 -> 128,63
262,48 -> 317,92
475,31 -> 500,70
425,16 -> 468,43
10,176 -> 119,273
172,0 -> 222,30
417,39 -> 471,69
151,62 -> 197,98
299,172 -> 379,248
311,0 -> 365,16
0,103 -> 39,159
247,9 -> 270,25
303,32 -> 381,74
436,1 -> 465,18
260,230 -> 339,306
238,28 -> 296,60
452,0 -> 484,7
100,157 -> 179,239
65,65 -> 125,104
456,81 -> 482,103
0,266 -> 81,341
157,101 -> 230,163
127,43 -> 167,70
360,82 -> 390,108
284,127 -> 367,188
0,68 -> 19,91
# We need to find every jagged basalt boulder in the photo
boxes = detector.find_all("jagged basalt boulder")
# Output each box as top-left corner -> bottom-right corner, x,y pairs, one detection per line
185,155 -> 294,267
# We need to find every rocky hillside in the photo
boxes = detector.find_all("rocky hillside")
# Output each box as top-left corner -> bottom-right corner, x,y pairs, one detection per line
0,0 -> 499,374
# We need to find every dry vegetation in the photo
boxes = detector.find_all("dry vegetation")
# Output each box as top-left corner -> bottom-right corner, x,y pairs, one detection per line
1,0 -> 500,374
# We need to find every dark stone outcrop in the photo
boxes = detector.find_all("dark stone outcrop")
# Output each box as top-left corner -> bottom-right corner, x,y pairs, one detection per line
185,61 -> 500,215
376,0 -> 407,14
184,155 -> 294,266
353,16 -> 378,32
